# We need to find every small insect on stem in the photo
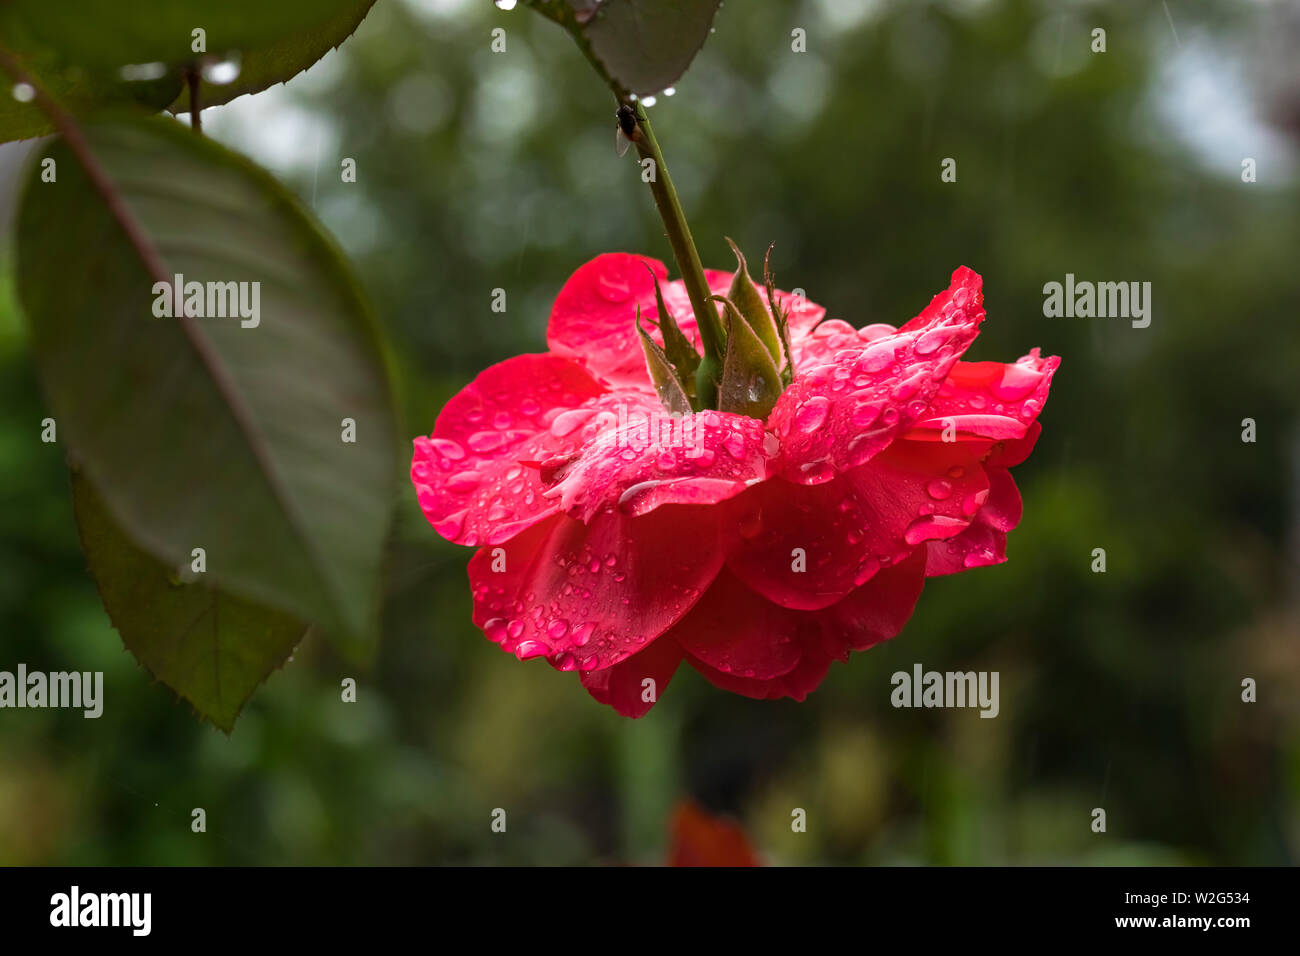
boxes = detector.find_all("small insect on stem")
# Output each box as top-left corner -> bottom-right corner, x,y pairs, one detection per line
615,103 -> 640,157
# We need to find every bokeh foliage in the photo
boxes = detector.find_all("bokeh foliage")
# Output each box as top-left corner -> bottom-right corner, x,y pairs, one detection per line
1,0 -> 1297,864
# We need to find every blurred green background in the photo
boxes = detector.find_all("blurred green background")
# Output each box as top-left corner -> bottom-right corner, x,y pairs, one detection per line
2,0 -> 1298,864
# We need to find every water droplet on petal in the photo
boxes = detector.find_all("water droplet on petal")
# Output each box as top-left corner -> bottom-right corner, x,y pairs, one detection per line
927,479 -> 953,500
467,430 -> 508,453
850,401 -> 882,427
857,343 -> 894,373
723,432 -> 748,459
961,490 -> 988,516
550,407 -> 596,437
799,458 -> 835,483
904,514 -> 969,545
914,328 -> 948,355
596,272 -> 632,302
431,437 -> 466,460
992,364 -> 1040,401
794,395 -> 830,433
515,640 -> 549,660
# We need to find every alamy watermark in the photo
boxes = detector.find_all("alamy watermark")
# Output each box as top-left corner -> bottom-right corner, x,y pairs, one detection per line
151,273 -> 261,328
0,664 -> 103,718
50,886 -> 150,936
593,403 -> 707,458
1042,273 -> 1151,328
891,663 -> 999,718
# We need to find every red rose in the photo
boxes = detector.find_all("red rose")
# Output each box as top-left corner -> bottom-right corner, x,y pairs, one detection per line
411,253 -> 1058,716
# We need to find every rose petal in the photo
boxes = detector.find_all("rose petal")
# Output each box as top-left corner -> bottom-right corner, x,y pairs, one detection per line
681,552 -> 925,702
924,466 -> 1023,575
769,267 -> 987,483
547,253 -> 825,388
817,548 -> 927,658
412,353 -> 608,546
469,504 -> 726,673
987,420 -> 1042,469
898,263 -> 984,334
687,634 -> 832,702
547,253 -> 671,388
545,409 -> 777,522
789,318 -> 861,372
579,634 -> 684,718
724,441 -> 989,610
669,568 -> 803,679
905,350 -> 1060,443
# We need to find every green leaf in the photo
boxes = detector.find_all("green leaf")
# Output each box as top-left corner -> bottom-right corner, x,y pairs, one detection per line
0,0 -> 373,75
16,116 -> 398,652
714,296 -> 782,420
170,1 -> 378,113
724,237 -> 783,367
582,0 -> 723,96
71,469 -> 306,732
635,306 -> 692,415
0,44 -> 181,143
0,1 -> 376,142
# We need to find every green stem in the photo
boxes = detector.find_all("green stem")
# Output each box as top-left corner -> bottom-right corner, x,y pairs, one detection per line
629,102 -> 724,404
526,2 -> 724,403
185,66 -> 203,135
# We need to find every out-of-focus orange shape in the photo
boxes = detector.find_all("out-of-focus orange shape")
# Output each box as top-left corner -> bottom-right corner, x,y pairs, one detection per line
668,799 -> 762,867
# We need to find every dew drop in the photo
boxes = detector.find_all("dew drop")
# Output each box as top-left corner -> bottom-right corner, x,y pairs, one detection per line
914,328 -> 948,355
515,640 -> 548,660
850,401 -> 881,427
926,479 -> 953,500
550,407 -> 595,437
431,437 -> 466,460
467,430 -> 508,453
723,432 -> 748,460
596,273 -> 632,302
857,343 -> 894,373
794,395 -> 830,433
